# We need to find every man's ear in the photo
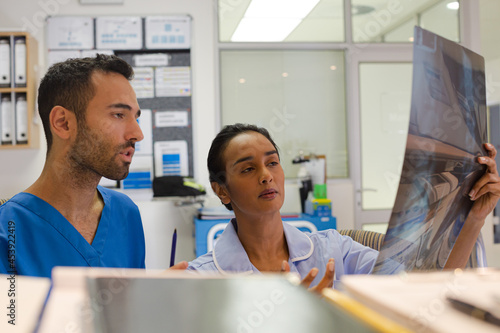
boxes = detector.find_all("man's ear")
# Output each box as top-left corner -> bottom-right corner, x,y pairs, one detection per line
49,106 -> 76,140
211,182 -> 231,205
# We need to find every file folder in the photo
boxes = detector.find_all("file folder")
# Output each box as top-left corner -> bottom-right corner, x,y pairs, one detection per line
1,95 -> 13,144
14,38 -> 26,86
15,94 -> 27,143
0,39 -> 10,86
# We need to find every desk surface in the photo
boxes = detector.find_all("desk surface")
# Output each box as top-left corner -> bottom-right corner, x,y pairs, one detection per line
87,274 -> 373,333
37,267 -> 378,333
339,269 -> 500,333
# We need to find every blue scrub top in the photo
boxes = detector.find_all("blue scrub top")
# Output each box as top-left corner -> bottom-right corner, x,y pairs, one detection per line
0,186 -> 145,278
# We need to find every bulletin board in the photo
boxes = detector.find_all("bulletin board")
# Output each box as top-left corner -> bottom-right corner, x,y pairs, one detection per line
45,15 -> 194,189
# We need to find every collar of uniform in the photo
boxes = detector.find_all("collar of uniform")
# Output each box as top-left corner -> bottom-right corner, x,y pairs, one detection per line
212,218 -> 255,275
282,221 -> 314,262
212,219 -> 314,274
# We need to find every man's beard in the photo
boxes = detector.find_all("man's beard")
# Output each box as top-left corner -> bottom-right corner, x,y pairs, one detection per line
68,121 -> 134,182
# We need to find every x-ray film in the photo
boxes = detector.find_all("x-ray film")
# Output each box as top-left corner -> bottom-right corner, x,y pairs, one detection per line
373,27 -> 487,274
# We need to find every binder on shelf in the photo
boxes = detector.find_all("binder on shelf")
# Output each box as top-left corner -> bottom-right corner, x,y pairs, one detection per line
15,94 -> 27,143
0,38 -> 11,86
14,38 -> 27,86
1,95 -> 13,144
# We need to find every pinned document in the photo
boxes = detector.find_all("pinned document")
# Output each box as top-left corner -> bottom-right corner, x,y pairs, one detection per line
0,39 -> 11,86
155,66 -> 191,97
14,38 -> 26,86
154,140 -> 189,177
145,16 -> 191,49
46,16 -> 94,50
131,67 -> 154,99
96,16 -> 143,50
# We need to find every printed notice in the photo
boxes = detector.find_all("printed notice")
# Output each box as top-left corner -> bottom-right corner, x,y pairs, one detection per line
145,16 -> 191,49
123,155 -> 153,189
154,110 -> 188,127
96,16 -> 143,50
154,140 -> 189,177
133,53 -> 169,67
155,66 -> 191,97
131,68 -> 154,99
47,16 -> 94,50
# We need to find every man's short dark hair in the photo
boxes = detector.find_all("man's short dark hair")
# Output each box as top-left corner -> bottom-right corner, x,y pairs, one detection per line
37,54 -> 134,152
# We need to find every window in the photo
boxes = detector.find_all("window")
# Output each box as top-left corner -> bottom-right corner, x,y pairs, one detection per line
217,0 -> 463,226
351,0 -> 460,43
218,0 -> 345,42
220,50 -> 347,178
359,63 -> 412,210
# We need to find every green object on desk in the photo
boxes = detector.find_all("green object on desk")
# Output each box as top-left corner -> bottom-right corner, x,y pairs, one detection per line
313,183 -> 327,199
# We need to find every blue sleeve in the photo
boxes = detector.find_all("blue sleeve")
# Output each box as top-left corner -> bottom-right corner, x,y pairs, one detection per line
332,230 -> 378,275
294,229 -> 379,283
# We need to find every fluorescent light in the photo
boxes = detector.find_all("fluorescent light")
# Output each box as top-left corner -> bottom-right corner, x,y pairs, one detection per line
244,0 -> 320,19
231,18 -> 302,42
231,0 -> 320,42
446,2 -> 459,10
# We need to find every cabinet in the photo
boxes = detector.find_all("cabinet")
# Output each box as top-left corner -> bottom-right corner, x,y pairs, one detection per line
194,214 -> 336,257
0,32 -> 38,149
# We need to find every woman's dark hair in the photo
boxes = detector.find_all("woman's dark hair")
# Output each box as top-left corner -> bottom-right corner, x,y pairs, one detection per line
207,123 -> 279,210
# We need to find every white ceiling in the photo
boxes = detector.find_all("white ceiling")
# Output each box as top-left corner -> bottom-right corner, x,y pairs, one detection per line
220,0 -> 500,61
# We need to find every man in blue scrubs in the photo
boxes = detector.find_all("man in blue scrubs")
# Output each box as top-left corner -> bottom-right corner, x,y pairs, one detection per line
0,55 -> 152,278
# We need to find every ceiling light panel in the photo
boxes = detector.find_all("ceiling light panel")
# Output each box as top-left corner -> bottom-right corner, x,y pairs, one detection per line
231,18 -> 302,41
244,0 -> 321,19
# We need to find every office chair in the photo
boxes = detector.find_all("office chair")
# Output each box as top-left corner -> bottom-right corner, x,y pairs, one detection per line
338,228 -> 484,268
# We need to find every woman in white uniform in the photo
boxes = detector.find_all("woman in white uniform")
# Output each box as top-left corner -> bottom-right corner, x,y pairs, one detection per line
188,123 -> 500,290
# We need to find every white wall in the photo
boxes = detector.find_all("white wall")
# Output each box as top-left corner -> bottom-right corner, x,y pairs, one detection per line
3,0 -> 492,268
0,0 -> 217,198
0,0 -> 221,265
0,0 -> 357,265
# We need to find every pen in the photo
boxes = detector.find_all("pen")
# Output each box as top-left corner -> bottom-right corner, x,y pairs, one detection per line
170,228 -> 177,267
447,296 -> 500,327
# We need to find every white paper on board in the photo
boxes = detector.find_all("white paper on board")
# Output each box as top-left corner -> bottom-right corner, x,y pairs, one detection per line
123,155 -> 154,189
47,16 -> 94,50
133,53 -> 169,67
155,66 -> 191,97
96,16 -> 143,50
145,16 -> 191,49
131,68 -> 154,99
154,110 -> 188,127
154,140 -> 189,177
